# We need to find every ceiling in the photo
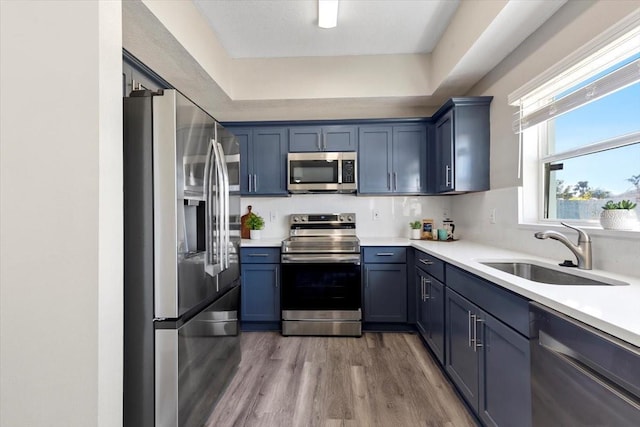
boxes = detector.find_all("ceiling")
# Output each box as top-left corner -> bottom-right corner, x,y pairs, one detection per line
192,0 -> 460,58
123,0 -> 568,121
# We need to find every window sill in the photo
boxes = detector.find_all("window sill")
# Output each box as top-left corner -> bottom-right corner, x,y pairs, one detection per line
517,222 -> 640,240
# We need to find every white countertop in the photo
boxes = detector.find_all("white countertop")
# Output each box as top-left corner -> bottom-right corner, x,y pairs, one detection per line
410,239 -> 640,348
242,236 -> 640,347
240,238 -> 283,247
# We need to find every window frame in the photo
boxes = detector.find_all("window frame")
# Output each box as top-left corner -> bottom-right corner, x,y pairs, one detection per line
539,130 -> 640,224
512,13 -> 640,232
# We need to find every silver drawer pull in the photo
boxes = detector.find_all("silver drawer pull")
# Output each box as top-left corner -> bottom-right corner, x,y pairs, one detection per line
376,253 -> 395,256
419,259 -> 434,266
248,253 -> 270,257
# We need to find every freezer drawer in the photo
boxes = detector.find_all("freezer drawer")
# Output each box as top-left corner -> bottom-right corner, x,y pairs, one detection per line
155,285 -> 240,427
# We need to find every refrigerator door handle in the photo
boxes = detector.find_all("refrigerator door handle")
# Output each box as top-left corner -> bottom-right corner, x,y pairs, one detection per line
213,140 -> 225,272
212,140 -> 230,270
205,139 -> 223,277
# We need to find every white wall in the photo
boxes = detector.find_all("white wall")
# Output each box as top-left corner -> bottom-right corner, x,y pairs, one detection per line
241,195 -> 452,239
0,2 -> 123,427
453,1 -> 640,278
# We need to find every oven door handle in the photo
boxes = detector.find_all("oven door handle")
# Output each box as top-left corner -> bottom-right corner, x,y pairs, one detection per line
281,254 -> 361,264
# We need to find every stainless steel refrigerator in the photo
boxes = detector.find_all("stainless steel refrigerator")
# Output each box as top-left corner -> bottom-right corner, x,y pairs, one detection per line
123,89 -> 241,427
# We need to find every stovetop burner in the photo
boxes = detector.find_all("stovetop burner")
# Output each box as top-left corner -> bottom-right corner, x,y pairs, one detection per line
281,213 -> 359,255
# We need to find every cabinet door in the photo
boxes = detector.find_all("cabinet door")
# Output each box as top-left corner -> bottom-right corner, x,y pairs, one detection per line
416,268 -> 429,338
123,57 -> 166,97
426,277 -> 445,365
241,264 -> 280,321
435,110 -> 454,193
363,263 -> 407,323
445,288 -> 479,412
479,313 -> 531,427
323,126 -> 356,151
392,125 -> 426,193
289,127 -> 322,152
232,129 -> 252,195
251,128 -> 288,195
358,126 -> 392,193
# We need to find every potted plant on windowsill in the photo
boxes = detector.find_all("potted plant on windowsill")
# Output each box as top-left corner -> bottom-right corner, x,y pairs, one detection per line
409,220 -> 422,240
246,212 -> 265,239
600,200 -> 638,230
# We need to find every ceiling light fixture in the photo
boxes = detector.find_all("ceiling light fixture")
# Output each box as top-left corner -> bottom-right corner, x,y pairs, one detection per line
318,0 -> 339,29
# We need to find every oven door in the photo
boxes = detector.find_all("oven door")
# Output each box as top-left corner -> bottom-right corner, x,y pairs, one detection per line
281,259 -> 361,312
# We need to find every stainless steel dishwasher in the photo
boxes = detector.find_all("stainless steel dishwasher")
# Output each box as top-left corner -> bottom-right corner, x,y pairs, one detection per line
530,302 -> 640,426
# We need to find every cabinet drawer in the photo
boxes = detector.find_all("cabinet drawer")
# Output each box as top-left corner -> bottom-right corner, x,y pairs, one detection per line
446,265 -> 530,337
363,247 -> 406,263
240,247 -> 280,264
415,251 -> 445,282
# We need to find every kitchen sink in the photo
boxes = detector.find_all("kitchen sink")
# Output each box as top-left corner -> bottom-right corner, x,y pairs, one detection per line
479,261 -> 629,286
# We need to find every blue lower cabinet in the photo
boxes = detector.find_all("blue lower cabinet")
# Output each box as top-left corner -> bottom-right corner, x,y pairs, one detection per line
363,263 -> 407,323
445,287 -> 531,427
416,267 -> 445,365
445,288 -> 480,412
479,313 -> 531,427
240,263 -> 280,322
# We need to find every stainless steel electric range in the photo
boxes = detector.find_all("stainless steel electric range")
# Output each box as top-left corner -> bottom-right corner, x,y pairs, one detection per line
280,213 -> 362,337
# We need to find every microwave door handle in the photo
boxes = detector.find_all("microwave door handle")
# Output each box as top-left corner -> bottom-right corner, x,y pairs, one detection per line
337,158 -> 343,184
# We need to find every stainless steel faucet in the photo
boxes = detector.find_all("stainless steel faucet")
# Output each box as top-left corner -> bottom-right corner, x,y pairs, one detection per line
534,222 -> 592,270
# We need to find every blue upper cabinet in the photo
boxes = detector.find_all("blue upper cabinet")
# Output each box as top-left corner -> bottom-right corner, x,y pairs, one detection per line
393,126 -> 427,193
358,126 -> 393,193
122,53 -> 170,97
359,124 -> 427,194
230,127 -> 288,196
434,97 -> 492,194
289,125 -> 356,152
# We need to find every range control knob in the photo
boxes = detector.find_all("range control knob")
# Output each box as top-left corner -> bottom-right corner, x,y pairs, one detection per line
301,216 -> 307,222
339,216 -> 345,222
292,216 -> 300,222
347,215 -> 354,222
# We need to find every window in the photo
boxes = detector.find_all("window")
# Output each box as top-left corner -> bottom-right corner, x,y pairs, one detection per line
512,21 -> 640,224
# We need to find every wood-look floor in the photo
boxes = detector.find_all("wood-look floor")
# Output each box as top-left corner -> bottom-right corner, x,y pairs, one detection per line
206,332 -> 476,427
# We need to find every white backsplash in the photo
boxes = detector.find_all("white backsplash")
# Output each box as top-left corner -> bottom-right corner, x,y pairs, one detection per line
241,194 -> 452,239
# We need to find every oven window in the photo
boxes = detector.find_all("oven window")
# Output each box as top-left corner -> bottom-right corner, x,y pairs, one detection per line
281,263 -> 361,310
290,160 -> 338,184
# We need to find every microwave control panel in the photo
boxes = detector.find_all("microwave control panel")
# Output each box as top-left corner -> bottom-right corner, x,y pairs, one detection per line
342,160 -> 355,183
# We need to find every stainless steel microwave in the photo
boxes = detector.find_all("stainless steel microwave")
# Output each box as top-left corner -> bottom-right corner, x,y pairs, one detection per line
287,152 -> 357,193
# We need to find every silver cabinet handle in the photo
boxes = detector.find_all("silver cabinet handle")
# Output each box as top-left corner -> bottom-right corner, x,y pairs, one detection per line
424,279 -> 431,301
419,259 -> 433,266
248,253 -> 270,257
393,172 -> 397,191
376,252 -> 394,256
322,132 -> 327,151
248,174 -> 252,192
420,277 -> 424,301
468,311 -> 473,348
253,174 -> 257,192
474,317 -> 484,351
387,172 -> 391,190
445,165 -> 452,187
